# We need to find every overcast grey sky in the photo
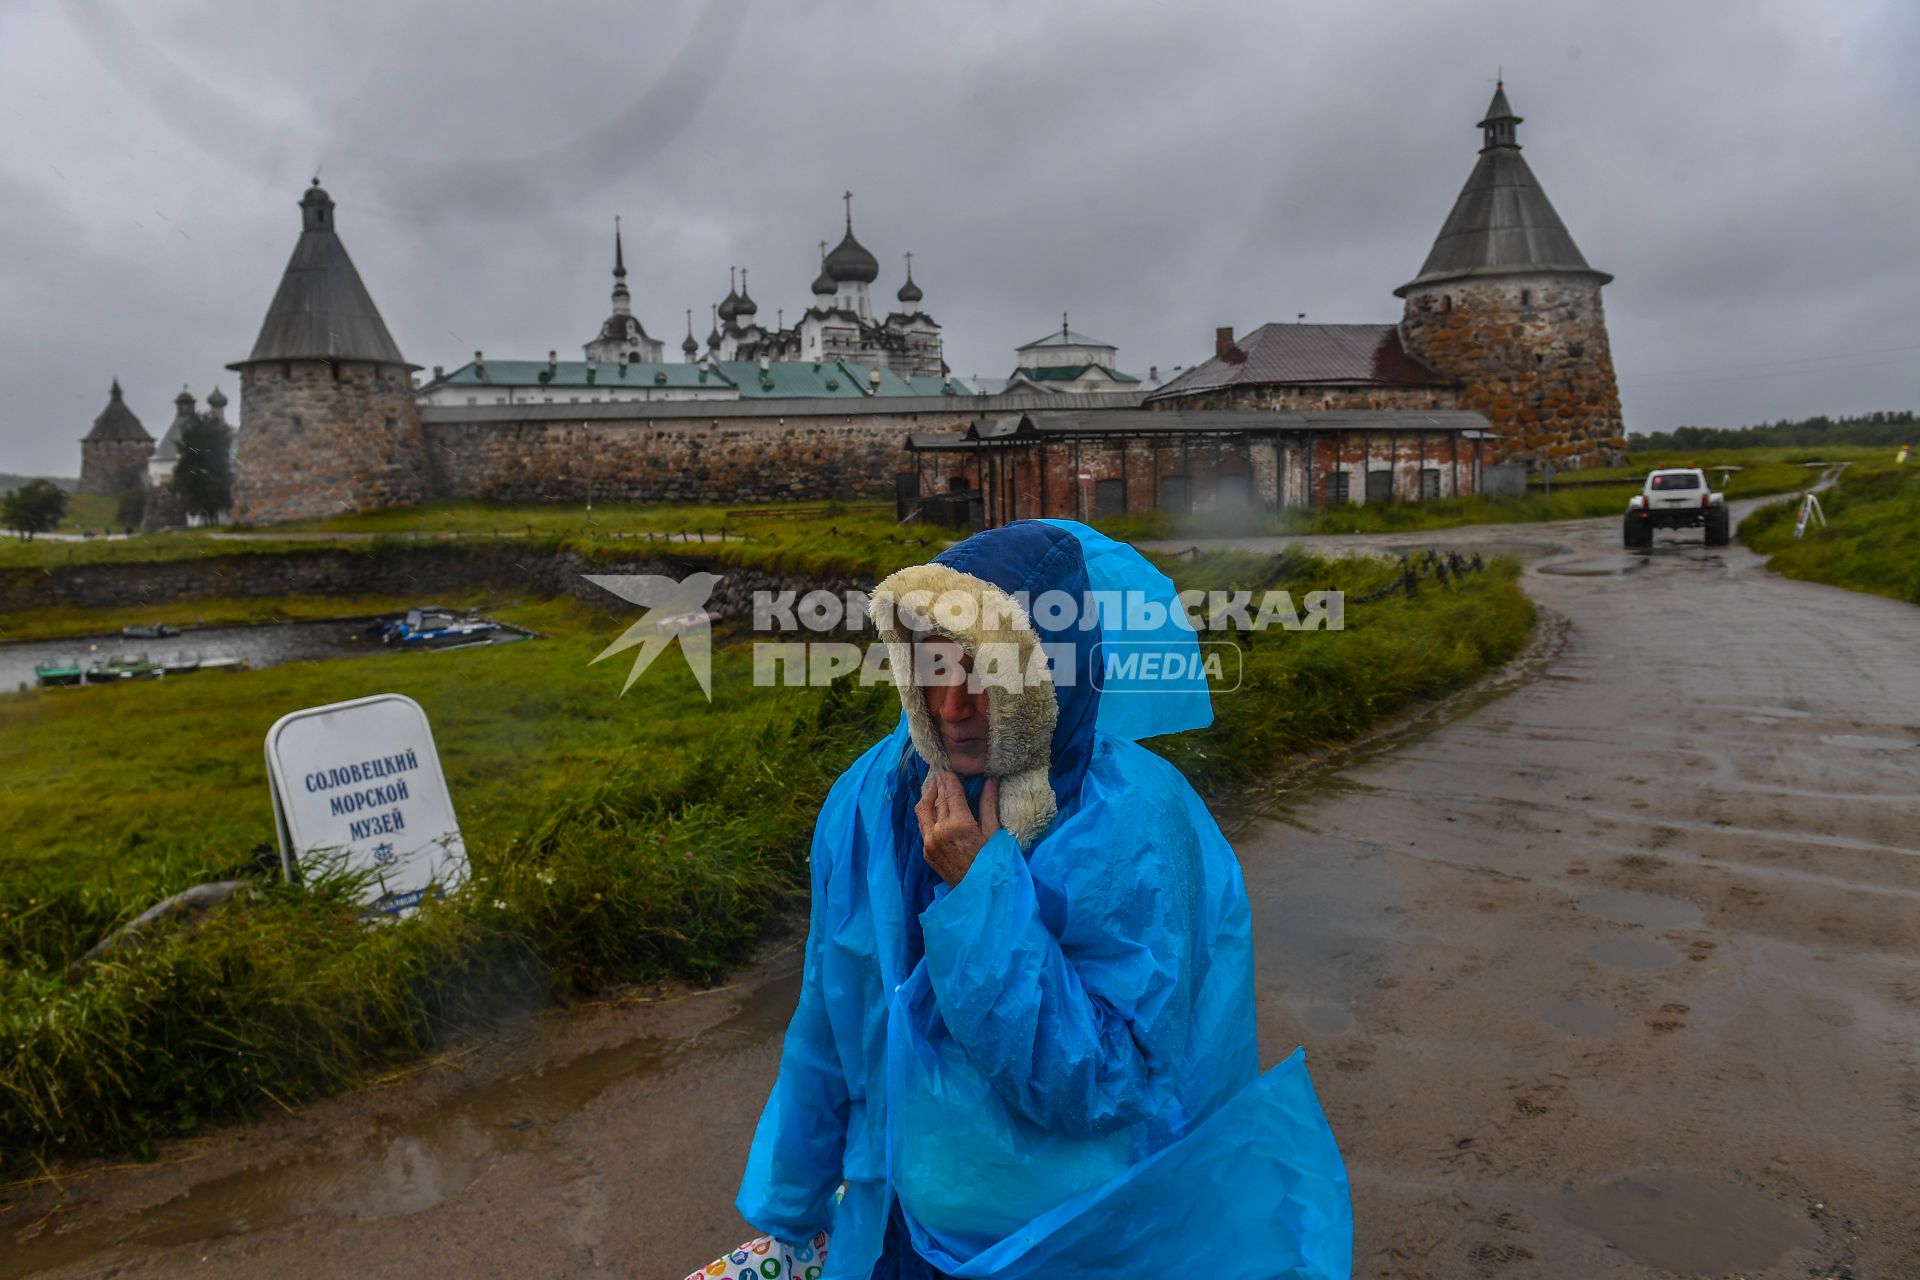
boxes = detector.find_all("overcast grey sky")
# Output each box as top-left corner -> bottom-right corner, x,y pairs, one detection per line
4,0 -> 1916,477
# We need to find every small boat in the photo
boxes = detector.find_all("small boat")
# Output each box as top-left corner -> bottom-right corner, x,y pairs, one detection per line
34,656 -> 85,687
378,607 -> 502,648
121,623 -> 181,639
159,651 -> 202,676
196,656 -> 245,672
86,653 -> 160,682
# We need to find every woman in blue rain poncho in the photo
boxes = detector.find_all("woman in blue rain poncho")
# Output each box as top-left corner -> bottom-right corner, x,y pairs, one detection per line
736,520 -> 1351,1280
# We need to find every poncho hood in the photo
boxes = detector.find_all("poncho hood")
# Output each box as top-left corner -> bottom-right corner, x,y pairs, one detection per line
869,520 -> 1211,849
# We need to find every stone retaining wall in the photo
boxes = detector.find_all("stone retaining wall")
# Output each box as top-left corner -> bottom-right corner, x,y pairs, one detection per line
1,543 -> 879,638
421,410 -> 982,506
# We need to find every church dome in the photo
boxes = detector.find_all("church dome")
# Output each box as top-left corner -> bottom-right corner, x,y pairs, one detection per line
811,262 -> 836,296
683,330 -> 699,355
825,227 -> 879,284
718,287 -> 740,323
735,269 -> 758,318
897,274 -> 922,304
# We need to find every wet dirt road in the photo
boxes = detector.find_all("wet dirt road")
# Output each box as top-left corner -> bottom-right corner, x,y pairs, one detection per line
6,508 -> 1918,1278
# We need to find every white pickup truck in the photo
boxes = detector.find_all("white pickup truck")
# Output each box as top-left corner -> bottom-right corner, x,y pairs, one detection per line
1624,467 -> 1729,548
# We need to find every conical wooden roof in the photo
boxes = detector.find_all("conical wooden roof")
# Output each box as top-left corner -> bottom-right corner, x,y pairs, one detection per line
233,181 -> 415,368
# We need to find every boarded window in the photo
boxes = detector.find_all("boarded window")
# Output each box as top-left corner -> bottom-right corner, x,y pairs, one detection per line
1216,471 -> 1253,510
1094,478 -> 1126,519
1420,468 -> 1443,500
1160,474 -> 1191,516
1365,469 -> 1394,503
1324,471 -> 1351,504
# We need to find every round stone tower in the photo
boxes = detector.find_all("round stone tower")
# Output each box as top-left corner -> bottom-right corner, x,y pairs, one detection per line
228,180 -> 428,523
79,379 -> 155,495
1396,84 -> 1625,467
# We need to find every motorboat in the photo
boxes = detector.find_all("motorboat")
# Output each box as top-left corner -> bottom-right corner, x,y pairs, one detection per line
377,607 -> 502,648
34,656 -> 84,687
86,653 -> 160,682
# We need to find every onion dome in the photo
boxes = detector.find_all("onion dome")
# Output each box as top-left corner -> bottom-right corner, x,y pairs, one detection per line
824,191 -> 879,283
897,254 -> 922,304
682,310 -> 699,357
735,268 -> 759,319
707,305 -> 722,349
811,240 -> 836,297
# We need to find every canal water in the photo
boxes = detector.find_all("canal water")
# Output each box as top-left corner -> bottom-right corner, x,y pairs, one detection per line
1,615 -> 531,691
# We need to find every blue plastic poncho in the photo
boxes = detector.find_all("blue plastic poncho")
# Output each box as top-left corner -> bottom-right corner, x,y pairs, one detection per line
737,520 -> 1352,1279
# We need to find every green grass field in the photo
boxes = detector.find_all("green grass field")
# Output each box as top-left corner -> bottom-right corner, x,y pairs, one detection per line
1741,463 -> 1920,604
0,546 -> 1532,1164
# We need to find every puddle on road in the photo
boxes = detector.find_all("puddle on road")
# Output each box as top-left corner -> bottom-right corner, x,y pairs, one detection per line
1819,733 -> 1916,752
1,969 -> 804,1276
1537,556 -> 1648,578
1549,1171 -> 1816,1274
1300,1003 -> 1354,1035
1531,996 -> 1622,1037
1576,889 -> 1702,930
1586,937 -> 1679,970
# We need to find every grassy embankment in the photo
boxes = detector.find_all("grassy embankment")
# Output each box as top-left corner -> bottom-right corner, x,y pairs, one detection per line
0,535 -> 1532,1168
0,499 -> 946,581
1741,463 -> 1920,604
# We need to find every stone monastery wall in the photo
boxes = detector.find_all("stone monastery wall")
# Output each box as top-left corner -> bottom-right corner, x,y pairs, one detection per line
420,407 -> 982,505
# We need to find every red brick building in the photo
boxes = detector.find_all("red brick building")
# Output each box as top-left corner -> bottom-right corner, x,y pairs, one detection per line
902,408 -> 1497,526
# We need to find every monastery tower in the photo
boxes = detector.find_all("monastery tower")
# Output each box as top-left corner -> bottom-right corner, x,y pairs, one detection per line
1396,84 -> 1626,466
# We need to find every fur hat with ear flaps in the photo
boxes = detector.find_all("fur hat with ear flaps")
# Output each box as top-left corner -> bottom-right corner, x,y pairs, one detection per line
869,519 -> 1213,854
869,561 -> 1061,851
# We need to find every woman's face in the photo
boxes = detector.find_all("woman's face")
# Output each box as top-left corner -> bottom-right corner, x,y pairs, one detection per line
917,636 -> 991,776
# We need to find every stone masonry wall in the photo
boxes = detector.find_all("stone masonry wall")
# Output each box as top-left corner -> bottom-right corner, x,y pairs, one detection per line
1399,274 -> 1625,468
232,361 -> 430,524
78,440 -> 154,497
0,543 -> 877,640
139,476 -> 187,532
421,410 -> 981,506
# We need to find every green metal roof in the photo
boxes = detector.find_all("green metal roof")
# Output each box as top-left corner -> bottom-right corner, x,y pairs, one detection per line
423,360 -> 734,391
420,358 -> 974,400
715,360 -> 868,398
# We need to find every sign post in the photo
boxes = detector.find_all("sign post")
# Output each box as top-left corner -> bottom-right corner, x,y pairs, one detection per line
265,694 -> 467,918
1793,493 -> 1827,539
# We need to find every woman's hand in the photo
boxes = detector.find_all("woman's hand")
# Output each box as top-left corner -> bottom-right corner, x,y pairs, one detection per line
915,769 -> 1000,886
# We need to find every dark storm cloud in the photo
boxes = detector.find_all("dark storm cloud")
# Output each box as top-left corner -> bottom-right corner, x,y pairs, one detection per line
4,0 -> 1916,477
